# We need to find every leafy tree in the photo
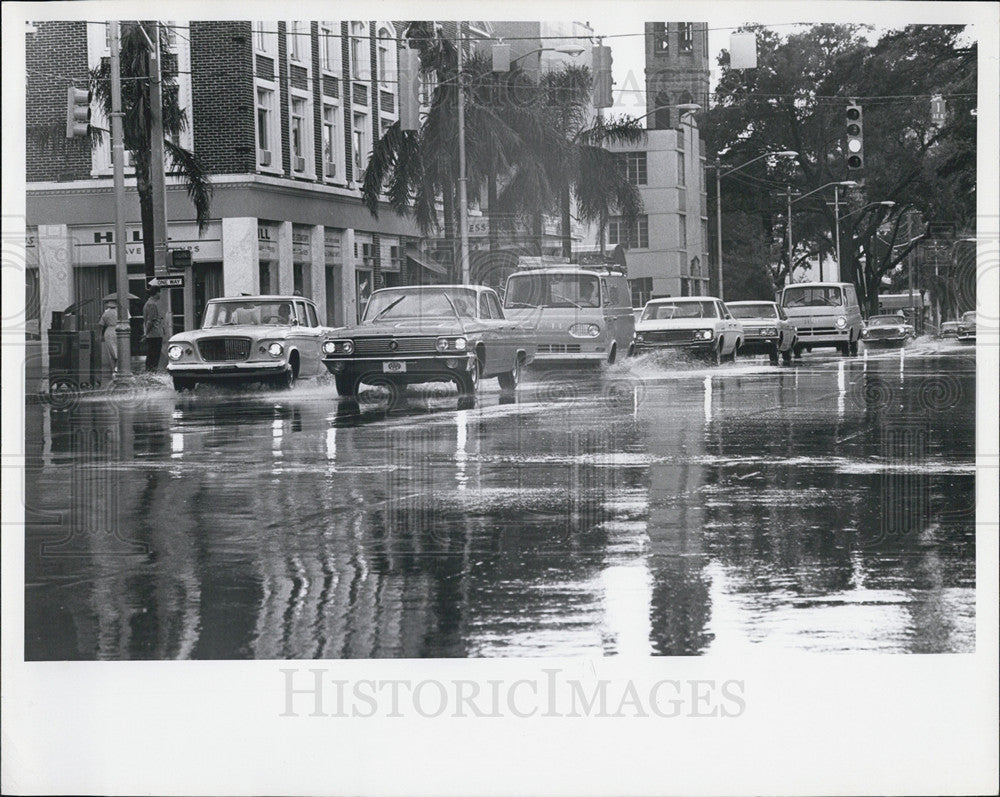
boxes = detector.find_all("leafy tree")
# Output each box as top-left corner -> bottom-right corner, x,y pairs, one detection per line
90,22 -> 212,283
704,23 -> 976,313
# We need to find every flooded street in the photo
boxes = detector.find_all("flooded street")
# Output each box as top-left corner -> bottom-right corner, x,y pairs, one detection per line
24,341 -> 976,659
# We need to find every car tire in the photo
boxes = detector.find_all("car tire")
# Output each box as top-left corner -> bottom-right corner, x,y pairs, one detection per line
769,346 -> 780,366
607,343 -> 617,365
710,341 -> 723,366
849,338 -> 859,356
781,347 -> 793,365
839,341 -> 851,356
334,373 -> 358,399
172,376 -> 194,392
456,361 -> 480,396
274,366 -> 296,389
729,340 -> 740,363
498,355 -> 521,392
793,343 -> 804,359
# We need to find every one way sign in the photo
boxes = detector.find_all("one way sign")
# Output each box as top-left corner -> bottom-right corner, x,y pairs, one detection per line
157,276 -> 185,288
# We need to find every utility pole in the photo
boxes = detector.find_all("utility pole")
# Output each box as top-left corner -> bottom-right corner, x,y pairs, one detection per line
833,183 -> 843,279
715,165 -> 723,299
141,22 -> 173,338
110,21 -> 131,376
455,22 -> 470,284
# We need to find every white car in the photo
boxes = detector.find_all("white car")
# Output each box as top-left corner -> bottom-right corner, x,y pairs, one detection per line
631,297 -> 744,364
166,295 -> 335,391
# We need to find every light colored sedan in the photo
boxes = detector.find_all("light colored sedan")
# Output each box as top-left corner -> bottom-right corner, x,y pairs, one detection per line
631,296 -> 743,364
726,300 -> 798,365
166,295 -> 334,391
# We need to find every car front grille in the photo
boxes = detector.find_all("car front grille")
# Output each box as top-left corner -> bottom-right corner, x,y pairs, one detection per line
352,336 -> 439,356
797,327 -> 839,336
865,328 -> 902,339
639,330 -> 699,344
538,343 -> 582,353
198,337 -> 251,361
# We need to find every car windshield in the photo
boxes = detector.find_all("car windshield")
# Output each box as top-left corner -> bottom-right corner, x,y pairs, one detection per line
641,301 -> 720,320
203,300 -> 296,328
504,274 -> 601,309
961,312 -> 976,322
363,289 -> 478,321
728,303 -> 777,319
868,315 -> 903,326
782,286 -> 845,308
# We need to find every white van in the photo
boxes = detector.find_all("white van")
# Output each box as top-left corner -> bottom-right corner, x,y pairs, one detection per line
503,267 -> 635,365
779,281 -> 864,357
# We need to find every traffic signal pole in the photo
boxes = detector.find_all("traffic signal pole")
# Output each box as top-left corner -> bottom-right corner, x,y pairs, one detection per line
110,21 -> 131,376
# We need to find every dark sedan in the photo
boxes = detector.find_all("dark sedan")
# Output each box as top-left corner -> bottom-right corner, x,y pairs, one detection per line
322,285 -> 536,399
861,314 -> 915,347
957,311 -> 976,344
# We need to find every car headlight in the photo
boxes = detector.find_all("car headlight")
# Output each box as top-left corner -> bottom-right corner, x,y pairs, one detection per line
437,337 -> 468,352
694,329 -> 714,341
836,316 -> 847,328
323,340 -> 354,355
862,329 -> 869,337
267,342 -> 284,357
167,344 -> 184,361
569,323 -> 601,338
635,333 -> 645,343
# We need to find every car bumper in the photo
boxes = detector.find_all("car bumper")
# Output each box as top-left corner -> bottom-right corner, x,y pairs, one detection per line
793,329 -> 851,346
632,340 -> 716,354
741,337 -> 782,354
322,353 -> 477,380
957,331 -> 976,341
167,361 -> 288,380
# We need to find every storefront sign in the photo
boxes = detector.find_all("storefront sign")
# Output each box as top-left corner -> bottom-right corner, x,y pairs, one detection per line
292,226 -> 312,263
258,222 -> 279,261
324,228 -> 342,264
72,222 -> 222,265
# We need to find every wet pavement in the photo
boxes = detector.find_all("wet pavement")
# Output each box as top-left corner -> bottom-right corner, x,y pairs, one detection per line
23,339 -> 976,659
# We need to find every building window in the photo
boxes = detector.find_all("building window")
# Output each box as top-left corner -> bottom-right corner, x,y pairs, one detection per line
677,151 -> 686,186
630,277 -> 653,307
290,95 -> 310,173
702,219 -> 710,255
256,84 -> 278,169
353,111 -> 370,177
254,22 -> 277,56
320,22 -> 340,73
323,103 -> 343,181
377,25 -> 396,88
350,22 -> 369,81
623,152 -> 647,185
608,215 -> 649,249
653,22 -> 668,54
680,23 -> 694,53
288,20 -> 304,63
678,215 -> 687,249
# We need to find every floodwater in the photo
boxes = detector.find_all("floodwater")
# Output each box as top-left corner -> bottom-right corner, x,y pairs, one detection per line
23,339 -> 976,659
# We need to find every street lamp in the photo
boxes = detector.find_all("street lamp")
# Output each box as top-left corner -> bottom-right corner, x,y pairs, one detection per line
493,43 -> 585,70
709,150 -> 798,300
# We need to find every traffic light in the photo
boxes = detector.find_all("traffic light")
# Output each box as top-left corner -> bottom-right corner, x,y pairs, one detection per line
397,45 -> 421,132
168,248 -> 192,270
845,102 -> 864,171
66,85 -> 92,138
592,45 -> 613,108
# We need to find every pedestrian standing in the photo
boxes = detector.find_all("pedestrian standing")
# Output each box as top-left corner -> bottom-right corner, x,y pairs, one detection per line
142,280 -> 165,372
99,297 -> 119,379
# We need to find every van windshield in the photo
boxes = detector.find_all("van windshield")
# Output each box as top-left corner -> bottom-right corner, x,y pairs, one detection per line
782,286 -> 845,308
504,274 -> 600,309
728,303 -> 777,319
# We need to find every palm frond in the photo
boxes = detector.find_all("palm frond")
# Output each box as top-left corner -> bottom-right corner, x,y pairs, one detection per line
164,139 -> 213,232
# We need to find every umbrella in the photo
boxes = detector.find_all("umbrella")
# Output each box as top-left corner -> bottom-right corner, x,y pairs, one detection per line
102,291 -> 140,301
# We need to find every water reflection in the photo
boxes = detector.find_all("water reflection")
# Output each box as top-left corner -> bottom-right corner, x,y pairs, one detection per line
24,353 -> 975,658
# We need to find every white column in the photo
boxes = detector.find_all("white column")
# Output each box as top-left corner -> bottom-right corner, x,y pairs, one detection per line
277,221 -> 294,295
222,217 -> 259,295
37,224 -> 73,376
309,225 -> 325,321
340,228 -> 357,325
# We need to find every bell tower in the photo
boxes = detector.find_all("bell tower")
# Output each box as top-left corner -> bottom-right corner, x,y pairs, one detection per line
644,22 -> 710,128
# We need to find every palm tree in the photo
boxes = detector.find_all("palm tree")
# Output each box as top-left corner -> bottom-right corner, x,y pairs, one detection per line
90,21 -> 212,282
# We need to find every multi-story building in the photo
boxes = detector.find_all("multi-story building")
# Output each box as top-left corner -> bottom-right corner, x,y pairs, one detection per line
605,22 -> 710,306
26,19 -> 433,375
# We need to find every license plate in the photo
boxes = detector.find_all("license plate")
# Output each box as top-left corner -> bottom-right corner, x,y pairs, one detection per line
383,361 -> 406,373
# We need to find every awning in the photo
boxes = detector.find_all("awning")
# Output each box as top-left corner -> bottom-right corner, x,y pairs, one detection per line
405,245 -> 448,275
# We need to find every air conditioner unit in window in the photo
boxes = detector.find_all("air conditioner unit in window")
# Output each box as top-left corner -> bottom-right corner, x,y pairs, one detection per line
294,156 -> 306,172
325,163 -> 336,178
258,149 -> 272,166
